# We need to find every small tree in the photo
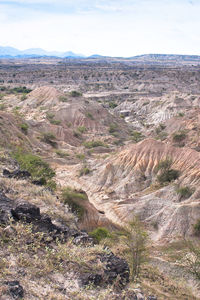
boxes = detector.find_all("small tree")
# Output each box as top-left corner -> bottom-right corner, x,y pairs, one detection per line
120,217 -> 148,281
182,240 -> 200,280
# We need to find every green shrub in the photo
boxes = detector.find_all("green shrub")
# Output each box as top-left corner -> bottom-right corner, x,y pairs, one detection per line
55,150 -> 69,158
83,140 -> 107,148
156,158 -> 179,184
41,132 -> 57,147
109,102 -> 117,109
109,123 -> 118,134
194,220 -> 200,235
59,95 -> 68,102
173,131 -> 187,143
176,186 -> 194,199
13,150 -> 55,184
0,104 -> 5,110
73,130 -> 82,138
86,112 -> 94,120
130,131 -> 143,143
61,187 -> 87,219
70,90 -> 82,97
79,167 -> 90,176
46,112 -> 61,125
77,126 -> 87,133
89,227 -> 111,243
20,123 -> 29,134
21,94 -> 27,101
157,169 -> 179,184
11,86 -> 32,94
76,153 -> 85,160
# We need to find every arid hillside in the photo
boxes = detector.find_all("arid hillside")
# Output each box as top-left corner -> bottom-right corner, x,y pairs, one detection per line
1,58 -> 200,299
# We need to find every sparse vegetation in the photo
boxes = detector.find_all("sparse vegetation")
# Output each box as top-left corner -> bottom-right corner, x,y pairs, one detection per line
119,218 -> 148,281
20,122 -> 29,134
83,140 -> 108,148
89,227 -> 111,243
41,132 -> 57,147
13,150 -> 55,186
86,112 -> 94,120
59,95 -> 68,102
156,158 -> 179,184
173,131 -> 187,143
176,186 -> 194,200
55,150 -> 70,158
70,90 -> 82,97
79,166 -> 90,176
61,187 -> 87,219
130,131 -> 144,143
77,126 -> 87,133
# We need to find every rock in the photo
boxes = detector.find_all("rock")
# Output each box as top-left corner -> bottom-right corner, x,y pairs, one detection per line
100,252 -> 130,287
80,273 -> 102,286
3,169 -> 31,180
11,202 -> 70,241
31,178 -> 46,186
73,231 -> 94,246
147,297 -> 157,300
5,281 -> 24,299
11,202 -> 40,223
0,192 -> 13,224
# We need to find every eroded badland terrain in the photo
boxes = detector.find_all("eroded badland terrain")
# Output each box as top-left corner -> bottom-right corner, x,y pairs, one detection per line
1,56 -> 200,299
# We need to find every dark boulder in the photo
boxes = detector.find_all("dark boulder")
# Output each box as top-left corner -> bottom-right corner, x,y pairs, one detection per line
100,252 -> 130,287
11,202 -> 40,223
147,297 -> 157,300
80,273 -> 102,286
11,202 -> 70,241
5,281 -> 24,299
3,169 -> 31,180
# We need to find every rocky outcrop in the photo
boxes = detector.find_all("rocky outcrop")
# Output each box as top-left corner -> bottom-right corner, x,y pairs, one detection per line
3,169 -> 31,180
0,192 -> 93,244
4,281 -> 24,299
80,251 -> 129,288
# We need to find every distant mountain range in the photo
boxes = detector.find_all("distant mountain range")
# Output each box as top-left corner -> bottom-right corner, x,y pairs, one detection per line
0,46 -> 200,62
0,46 -> 85,58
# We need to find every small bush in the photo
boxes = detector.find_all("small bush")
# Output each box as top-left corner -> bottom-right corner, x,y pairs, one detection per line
55,150 -> 69,158
173,131 -> 187,143
194,220 -> 200,235
76,153 -> 85,160
79,167 -> 90,176
20,123 -> 29,134
176,186 -> 194,199
77,126 -> 87,133
89,227 -> 111,243
83,140 -> 107,148
109,102 -> 118,109
86,112 -> 94,120
73,130 -> 82,138
59,95 -> 68,102
130,131 -> 143,143
21,94 -> 27,101
109,123 -> 118,134
70,90 -> 82,97
13,150 -> 55,184
156,158 -> 179,184
46,112 -> 61,125
61,187 -> 87,219
11,86 -> 32,94
41,132 -> 57,147
0,104 -> 5,110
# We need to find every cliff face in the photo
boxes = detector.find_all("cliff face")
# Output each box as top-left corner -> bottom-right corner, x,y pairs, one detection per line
74,139 -> 200,240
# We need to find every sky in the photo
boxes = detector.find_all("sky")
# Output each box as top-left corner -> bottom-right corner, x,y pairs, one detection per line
0,0 -> 200,57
